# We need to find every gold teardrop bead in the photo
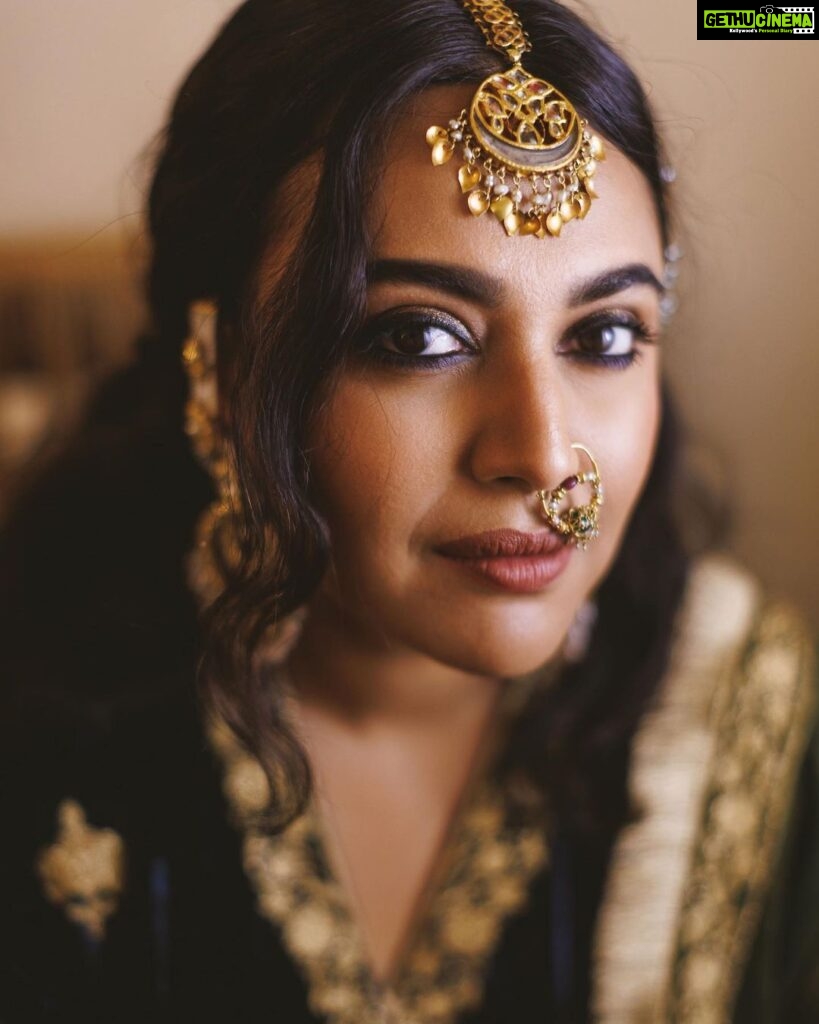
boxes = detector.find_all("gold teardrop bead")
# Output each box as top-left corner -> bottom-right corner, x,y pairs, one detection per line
519,214 -> 541,236
580,159 -> 597,179
589,135 -> 606,160
431,140 -> 455,166
559,200 -> 575,221
426,125 -> 449,147
584,177 -> 598,199
490,195 -> 514,221
467,190 -> 490,216
574,193 -> 590,219
458,164 -> 481,193
504,212 -> 523,236
545,211 -> 563,237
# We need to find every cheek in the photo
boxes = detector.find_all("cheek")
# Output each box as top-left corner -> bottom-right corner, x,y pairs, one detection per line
307,374 -> 443,558
589,357 -> 661,547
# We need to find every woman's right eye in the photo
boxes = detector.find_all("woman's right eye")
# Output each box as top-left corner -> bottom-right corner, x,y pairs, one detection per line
358,310 -> 474,369
374,321 -> 466,357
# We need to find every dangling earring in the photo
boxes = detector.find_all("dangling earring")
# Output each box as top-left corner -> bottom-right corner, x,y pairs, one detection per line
536,442 -> 604,550
562,600 -> 598,663
181,303 -> 307,665
182,300 -> 242,608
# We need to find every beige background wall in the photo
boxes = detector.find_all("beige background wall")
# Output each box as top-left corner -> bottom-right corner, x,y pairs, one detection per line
1,0 -> 817,620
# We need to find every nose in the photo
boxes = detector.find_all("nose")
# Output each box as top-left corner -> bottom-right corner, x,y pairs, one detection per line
466,347 -> 578,496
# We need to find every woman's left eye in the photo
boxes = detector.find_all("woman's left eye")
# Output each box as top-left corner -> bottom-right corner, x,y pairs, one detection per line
583,323 -> 635,355
564,314 -> 654,367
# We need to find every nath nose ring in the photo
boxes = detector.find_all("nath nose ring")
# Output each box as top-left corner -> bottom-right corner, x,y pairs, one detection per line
536,443 -> 603,550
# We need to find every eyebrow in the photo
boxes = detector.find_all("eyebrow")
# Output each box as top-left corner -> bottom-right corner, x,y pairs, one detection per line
368,259 -> 504,307
367,258 -> 664,309
567,263 -> 665,306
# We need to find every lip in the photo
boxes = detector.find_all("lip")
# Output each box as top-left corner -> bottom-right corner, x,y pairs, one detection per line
434,528 -> 572,594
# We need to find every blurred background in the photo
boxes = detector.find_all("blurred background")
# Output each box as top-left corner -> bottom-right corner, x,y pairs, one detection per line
1,0 -> 817,620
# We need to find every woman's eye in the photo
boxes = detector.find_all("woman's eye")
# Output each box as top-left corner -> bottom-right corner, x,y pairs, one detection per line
357,310 -> 474,370
576,322 -> 637,356
565,314 -> 654,367
373,321 -> 466,358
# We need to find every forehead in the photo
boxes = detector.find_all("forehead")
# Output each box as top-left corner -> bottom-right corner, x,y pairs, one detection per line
368,85 -> 664,297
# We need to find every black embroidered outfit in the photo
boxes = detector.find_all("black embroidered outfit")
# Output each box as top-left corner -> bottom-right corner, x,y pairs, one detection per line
2,555 -> 817,1023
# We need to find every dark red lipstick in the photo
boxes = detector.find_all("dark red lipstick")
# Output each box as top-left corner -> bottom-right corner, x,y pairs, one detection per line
435,528 -> 571,593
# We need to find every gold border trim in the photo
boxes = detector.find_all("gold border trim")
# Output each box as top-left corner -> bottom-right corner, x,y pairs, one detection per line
591,554 -> 761,1021
591,554 -> 816,1023
667,597 -> 816,1022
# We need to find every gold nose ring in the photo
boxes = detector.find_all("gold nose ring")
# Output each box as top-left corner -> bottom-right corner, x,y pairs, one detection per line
536,443 -> 603,550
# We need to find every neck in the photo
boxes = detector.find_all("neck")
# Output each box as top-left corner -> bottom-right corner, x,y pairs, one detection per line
283,591 -> 502,734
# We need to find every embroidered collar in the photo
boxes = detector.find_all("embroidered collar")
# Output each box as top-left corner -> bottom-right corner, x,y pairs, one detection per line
208,695 -> 549,1024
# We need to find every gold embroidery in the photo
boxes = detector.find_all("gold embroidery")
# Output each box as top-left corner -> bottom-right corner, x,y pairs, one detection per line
210,715 -> 549,1024
668,599 -> 816,1022
590,554 -> 761,1022
36,799 -> 126,941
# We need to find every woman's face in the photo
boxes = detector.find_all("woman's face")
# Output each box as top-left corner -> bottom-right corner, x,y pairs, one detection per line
304,87 -> 665,679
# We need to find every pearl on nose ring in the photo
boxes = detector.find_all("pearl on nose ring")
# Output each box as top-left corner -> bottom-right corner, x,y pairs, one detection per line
536,443 -> 603,550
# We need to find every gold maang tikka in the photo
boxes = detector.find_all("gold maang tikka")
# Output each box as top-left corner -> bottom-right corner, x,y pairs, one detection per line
537,443 -> 603,549
426,0 -> 605,238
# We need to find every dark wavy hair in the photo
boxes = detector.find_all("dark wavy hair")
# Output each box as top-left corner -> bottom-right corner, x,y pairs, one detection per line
2,0 -> 687,851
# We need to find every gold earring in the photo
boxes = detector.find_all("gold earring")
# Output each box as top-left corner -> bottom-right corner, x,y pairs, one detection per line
537,443 -> 603,549
182,301 -> 242,607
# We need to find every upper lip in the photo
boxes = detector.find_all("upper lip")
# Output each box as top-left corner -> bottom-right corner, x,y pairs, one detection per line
435,528 -> 565,559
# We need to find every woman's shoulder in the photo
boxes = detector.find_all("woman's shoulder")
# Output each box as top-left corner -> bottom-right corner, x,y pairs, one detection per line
663,550 -> 815,758
648,550 -> 816,849
592,551 -> 817,1022
0,683 -> 218,1017
673,551 -> 813,678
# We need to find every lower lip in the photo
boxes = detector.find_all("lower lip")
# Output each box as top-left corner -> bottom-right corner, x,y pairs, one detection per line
439,546 -> 572,594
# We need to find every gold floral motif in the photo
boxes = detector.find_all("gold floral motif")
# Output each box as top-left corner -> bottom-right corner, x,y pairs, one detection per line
473,71 -> 579,152
667,600 -> 816,1022
211,714 -> 549,1024
36,799 -> 126,941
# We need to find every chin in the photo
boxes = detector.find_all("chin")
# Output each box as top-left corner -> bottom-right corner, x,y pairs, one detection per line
418,613 -> 572,679
439,641 -> 565,681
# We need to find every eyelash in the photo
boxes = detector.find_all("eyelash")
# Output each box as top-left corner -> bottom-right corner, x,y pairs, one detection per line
356,308 -> 656,372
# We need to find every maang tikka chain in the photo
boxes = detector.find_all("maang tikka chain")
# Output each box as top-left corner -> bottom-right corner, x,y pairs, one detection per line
537,443 -> 603,549
425,0 -> 606,238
